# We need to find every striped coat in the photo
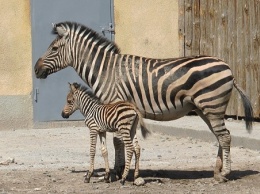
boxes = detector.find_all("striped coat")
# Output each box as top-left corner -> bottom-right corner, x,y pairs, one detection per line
62,82 -> 149,184
34,22 -> 253,182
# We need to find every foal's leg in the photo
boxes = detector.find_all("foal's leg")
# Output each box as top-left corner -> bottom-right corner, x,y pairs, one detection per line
99,132 -> 110,182
120,128 -> 134,185
84,129 -> 98,183
130,116 -> 140,180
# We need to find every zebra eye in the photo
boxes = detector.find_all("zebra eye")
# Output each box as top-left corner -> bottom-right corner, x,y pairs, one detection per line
67,100 -> 73,104
52,46 -> 58,52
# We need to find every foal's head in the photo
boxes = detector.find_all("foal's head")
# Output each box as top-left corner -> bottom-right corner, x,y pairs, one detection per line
61,83 -> 80,119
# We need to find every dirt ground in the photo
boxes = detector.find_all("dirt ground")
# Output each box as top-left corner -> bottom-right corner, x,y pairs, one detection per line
0,126 -> 260,194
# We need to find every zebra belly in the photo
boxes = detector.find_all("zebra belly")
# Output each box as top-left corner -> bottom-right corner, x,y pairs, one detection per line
144,102 -> 196,121
101,128 -> 117,133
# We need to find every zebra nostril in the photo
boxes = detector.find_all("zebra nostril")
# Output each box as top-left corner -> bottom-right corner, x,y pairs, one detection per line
34,58 -> 46,78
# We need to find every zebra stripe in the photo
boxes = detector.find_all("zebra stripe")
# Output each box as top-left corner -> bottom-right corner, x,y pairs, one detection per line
35,21 -> 253,182
61,82 -> 149,184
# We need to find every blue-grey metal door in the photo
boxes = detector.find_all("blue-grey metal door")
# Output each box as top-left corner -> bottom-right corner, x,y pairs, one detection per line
31,0 -> 114,121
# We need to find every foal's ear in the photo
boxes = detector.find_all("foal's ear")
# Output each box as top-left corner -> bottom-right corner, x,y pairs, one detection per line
68,82 -> 77,92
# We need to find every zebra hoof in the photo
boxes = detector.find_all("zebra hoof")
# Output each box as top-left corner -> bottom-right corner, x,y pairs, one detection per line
116,166 -> 125,180
214,174 -> 228,183
104,172 -> 110,183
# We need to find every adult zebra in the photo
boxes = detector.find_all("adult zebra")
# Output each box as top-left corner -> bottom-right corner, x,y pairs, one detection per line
34,21 -> 253,182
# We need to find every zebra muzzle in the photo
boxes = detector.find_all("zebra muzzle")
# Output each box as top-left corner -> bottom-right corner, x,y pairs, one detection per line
34,58 -> 49,79
61,111 -> 70,119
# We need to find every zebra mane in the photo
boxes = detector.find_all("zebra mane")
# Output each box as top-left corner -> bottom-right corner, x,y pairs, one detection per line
72,82 -> 101,103
54,21 -> 121,54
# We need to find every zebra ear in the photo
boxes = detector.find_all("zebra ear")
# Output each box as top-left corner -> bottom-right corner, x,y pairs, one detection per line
73,82 -> 80,89
54,24 -> 68,37
69,82 -> 77,92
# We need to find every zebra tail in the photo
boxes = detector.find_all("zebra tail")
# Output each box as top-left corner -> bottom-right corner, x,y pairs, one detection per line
233,79 -> 254,133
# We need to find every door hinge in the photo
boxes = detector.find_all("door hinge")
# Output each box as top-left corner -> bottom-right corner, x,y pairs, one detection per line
34,88 -> 39,102
101,23 -> 115,36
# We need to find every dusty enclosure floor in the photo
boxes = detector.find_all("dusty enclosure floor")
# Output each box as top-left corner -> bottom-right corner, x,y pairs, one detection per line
0,127 -> 260,194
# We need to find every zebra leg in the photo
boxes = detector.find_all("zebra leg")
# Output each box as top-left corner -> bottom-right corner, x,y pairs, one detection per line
98,132 -> 110,183
113,131 -> 125,180
120,129 -> 134,185
214,144 -> 223,179
195,109 -> 231,182
84,130 -> 98,183
214,129 -> 231,182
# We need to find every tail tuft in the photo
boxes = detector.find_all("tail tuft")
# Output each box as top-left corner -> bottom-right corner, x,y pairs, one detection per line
134,106 -> 151,138
234,80 -> 254,133
140,122 -> 150,139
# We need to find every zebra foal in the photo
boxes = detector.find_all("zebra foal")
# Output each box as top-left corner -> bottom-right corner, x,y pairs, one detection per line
61,82 -> 149,184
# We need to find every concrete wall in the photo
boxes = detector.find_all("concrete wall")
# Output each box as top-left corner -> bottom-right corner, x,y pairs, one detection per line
0,0 -> 33,130
114,0 -> 179,58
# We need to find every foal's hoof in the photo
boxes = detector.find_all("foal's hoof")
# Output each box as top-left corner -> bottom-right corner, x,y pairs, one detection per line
120,178 -> 126,185
84,171 -> 91,183
84,177 -> 90,183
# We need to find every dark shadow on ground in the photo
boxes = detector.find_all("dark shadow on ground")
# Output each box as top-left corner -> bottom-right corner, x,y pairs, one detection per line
71,168 -> 259,182
136,169 -> 259,182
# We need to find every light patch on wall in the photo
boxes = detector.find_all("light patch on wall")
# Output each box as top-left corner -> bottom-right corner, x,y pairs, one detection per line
0,0 -> 32,95
114,0 -> 179,59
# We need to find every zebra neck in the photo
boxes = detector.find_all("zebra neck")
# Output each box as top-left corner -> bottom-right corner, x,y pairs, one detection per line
78,92 -> 102,117
73,47 -> 119,102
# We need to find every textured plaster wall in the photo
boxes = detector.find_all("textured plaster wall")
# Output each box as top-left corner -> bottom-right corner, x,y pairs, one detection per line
0,0 -> 33,130
0,96 -> 33,129
114,0 -> 179,58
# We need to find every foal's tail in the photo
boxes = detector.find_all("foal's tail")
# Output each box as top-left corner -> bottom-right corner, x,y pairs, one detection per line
233,79 -> 254,133
135,107 -> 150,139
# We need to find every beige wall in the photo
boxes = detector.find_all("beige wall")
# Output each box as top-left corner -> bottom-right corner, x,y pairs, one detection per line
0,0 -> 33,130
0,0 -> 32,95
114,0 -> 179,58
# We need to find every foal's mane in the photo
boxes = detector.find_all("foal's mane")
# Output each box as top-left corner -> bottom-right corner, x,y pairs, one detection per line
72,82 -> 101,103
